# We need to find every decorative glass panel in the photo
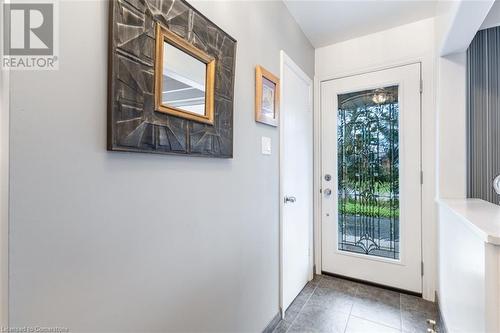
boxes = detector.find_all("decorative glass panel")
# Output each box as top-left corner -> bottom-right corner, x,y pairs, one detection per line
337,85 -> 400,260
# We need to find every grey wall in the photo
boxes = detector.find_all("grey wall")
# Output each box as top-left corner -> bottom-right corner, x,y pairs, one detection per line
8,1 -> 314,332
467,26 -> 500,203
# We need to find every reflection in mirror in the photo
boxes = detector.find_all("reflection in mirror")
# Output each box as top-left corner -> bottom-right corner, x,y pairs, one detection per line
162,42 -> 207,116
154,23 -> 215,125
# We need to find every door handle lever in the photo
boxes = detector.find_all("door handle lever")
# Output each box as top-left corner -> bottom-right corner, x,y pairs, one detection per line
284,196 -> 297,204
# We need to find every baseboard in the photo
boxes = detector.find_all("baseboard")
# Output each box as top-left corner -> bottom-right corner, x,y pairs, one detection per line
262,312 -> 281,333
435,292 -> 448,333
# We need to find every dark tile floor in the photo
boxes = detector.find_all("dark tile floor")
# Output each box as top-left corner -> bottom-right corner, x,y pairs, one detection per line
273,275 -> 438,333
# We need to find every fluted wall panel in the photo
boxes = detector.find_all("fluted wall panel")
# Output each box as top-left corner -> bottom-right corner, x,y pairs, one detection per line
467,26 -> 500,203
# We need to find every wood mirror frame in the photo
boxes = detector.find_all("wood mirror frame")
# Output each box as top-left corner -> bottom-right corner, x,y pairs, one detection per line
154,23 -> 216,125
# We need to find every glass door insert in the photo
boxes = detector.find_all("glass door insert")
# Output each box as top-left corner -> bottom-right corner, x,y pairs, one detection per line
337,85 -> 400,260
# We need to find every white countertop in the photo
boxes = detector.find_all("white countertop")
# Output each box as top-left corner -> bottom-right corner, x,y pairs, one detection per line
438,198 -> 500,245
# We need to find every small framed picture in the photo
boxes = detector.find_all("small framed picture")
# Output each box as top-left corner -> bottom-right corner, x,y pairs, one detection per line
255,65 -> 280,127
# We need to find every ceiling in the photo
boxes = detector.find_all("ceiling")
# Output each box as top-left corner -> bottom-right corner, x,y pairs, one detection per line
283,1 -> 438,48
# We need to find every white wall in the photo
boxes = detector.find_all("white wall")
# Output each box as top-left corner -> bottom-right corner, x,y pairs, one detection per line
434,0 -> 460,55
436,52 -> 467,199
437,201 -> 500,332
434,3 -> 500,331
433,0 -> 468,201
0,54 -> 9,330
438,205 -> 489,332
481,0 -> 500,30
0,1 -> 9,327
8,1 -> 314,332
435,0 -> 494,56
315,18 -> 437,301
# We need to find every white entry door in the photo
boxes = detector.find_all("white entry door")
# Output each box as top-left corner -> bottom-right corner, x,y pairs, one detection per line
280,51 -> 313,312
321,64 -> 422,293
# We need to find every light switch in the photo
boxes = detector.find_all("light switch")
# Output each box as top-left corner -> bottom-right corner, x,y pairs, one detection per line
261,136 -> 271,155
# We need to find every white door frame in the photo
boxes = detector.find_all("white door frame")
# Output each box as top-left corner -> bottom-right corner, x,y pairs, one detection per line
279,50 -> 314,316
314,56 -> 436,301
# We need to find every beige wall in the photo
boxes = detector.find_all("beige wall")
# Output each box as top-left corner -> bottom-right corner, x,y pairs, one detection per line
8,1 -> 313,332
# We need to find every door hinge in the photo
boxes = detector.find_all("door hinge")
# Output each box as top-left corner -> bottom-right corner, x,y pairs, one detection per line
421,261 -> 424,276
420,79 -> 423,94
420,171 -> 423,185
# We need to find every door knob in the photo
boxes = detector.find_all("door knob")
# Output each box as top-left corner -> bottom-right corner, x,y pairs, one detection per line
284,196 -> 297,203
323,188 -> 332,196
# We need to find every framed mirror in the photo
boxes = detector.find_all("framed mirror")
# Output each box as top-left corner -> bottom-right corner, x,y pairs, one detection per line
108,0 -> 236,157
154,23 -> 215,125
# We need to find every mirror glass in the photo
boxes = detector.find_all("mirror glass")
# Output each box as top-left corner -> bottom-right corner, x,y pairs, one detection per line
162,41 -> 207,116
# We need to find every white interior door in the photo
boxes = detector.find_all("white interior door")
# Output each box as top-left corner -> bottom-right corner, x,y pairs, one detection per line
321,63 -> 422,293
280,51 -> 313,312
